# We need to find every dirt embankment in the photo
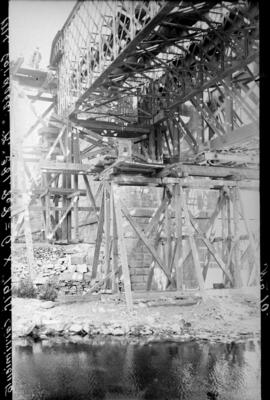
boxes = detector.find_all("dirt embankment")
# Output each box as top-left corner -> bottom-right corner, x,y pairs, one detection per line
13,287 -> 260,344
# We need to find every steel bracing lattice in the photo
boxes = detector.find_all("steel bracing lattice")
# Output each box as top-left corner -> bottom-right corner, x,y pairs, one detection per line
52,0 -> 259,164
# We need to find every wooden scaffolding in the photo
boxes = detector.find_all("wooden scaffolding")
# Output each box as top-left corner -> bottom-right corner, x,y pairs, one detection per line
11,0 -> 260,310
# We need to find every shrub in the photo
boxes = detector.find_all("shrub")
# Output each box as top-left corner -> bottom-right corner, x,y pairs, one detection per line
39,279 -> 58,302
14,278 -> 37,298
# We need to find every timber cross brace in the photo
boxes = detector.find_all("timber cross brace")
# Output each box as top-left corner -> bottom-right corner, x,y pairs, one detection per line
72,180 -> 259,311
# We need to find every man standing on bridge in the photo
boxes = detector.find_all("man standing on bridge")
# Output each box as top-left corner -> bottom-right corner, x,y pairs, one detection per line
31,47 -> 42,69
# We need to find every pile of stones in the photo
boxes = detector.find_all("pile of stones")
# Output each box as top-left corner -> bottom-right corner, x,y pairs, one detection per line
12,245 -> 106,296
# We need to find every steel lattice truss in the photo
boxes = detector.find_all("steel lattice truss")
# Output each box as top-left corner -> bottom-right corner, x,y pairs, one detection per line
52,0 -> 259,163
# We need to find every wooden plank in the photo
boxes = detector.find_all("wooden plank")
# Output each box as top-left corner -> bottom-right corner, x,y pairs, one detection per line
146,226 -> 163,291
111,186 -> 118,293
181,189 -> 205,296
232,187 -> 242,287
70,115 -> 150,137
175,184 -> 183,290
226,193 -> 233,285
104,183 -> 111,281
237,188 -> 259,286
197,151 -> 259,164
111,175 -> 259,190
27,206 -> 97,212
165,204 -> 172,270
73,175 -> 79,240
66,125 -> 72,242
44,173 -> 51,238
119,200 -> 172,283
113,186 -> 133,311
73,129 -> 80,240
40,161 -> 94,174
221,197 -> 227,283
158,163 -> 259,180
91,187 -> 105,279
204,191 -> 226,237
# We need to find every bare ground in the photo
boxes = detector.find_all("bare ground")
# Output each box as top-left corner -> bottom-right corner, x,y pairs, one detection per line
12,287 -> 260,343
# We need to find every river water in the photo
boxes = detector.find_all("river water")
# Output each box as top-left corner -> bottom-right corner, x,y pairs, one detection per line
13,338 -> 260,400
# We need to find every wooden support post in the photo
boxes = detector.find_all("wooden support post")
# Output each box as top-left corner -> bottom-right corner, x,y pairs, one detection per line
110,185 -> 118,293
164,200 -> 172,271
156,126 -> 163,162
66,124 -> 72,242
73,173 -> 79,240
73,128 -> 80,241
232,187 -> 242,287
12,213 -> 25,242
62,175 -> 68,241
226,193 -> 233,286
148,127 -> 156,161
181,188 -> 205,297
202,251 -> 211,281
91,185 -> 105,279
147,217 -> 165,290
104,183 -> 111,284
175,184 -> 183,290
221,194 -> 227,282
113,185 -> 133,311
44,173 -> 51,239
224,76 -> 233,135
237,188 -> 260,286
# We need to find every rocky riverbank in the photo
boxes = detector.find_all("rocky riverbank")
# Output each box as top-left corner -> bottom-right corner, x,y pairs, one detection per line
13,287 -> 260,344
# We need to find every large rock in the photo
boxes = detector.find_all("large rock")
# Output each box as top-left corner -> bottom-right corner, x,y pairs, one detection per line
40,301 -> 55,309
21,322 -> 36,336
41,321 -> 66,335
72,272 -> 83,281
67,265 -> 76,273
59,271 -> 73,281
69,323 -> 86,335
76,264 -> 87,274
71,254 -> 86,265
85,255 -> 94,265
84,272 -> 92,282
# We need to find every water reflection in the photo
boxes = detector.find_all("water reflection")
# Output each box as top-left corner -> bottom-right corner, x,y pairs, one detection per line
13,339 -> 260,400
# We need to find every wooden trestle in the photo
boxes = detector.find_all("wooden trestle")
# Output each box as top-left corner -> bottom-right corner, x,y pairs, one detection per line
11,0 -> 260,311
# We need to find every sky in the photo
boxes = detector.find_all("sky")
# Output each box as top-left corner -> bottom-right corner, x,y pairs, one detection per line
9,0 -> 76,68
9,0 -> 76,149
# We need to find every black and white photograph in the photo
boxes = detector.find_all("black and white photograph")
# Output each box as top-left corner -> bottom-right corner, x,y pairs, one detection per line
7,0 -> 261,399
